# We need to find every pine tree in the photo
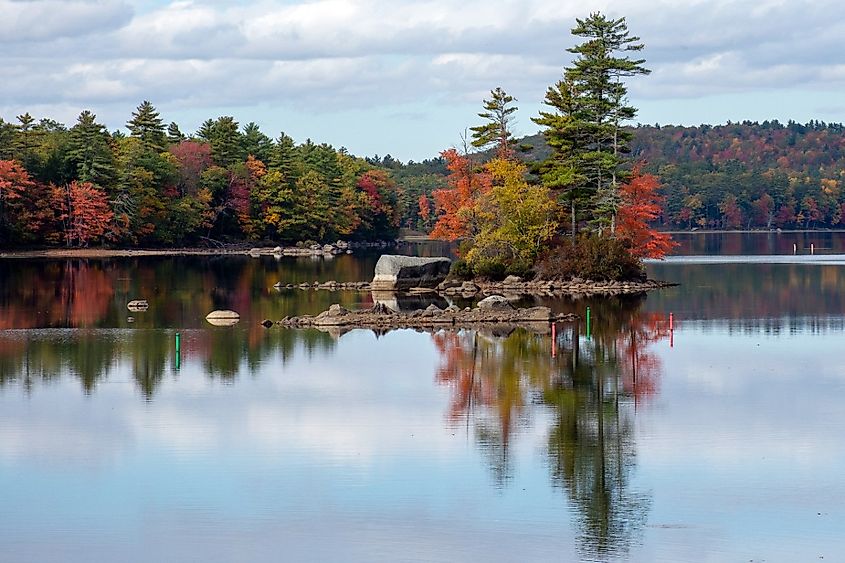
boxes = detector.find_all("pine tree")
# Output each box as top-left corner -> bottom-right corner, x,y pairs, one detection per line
208,116 -> 243,167
67,111 -> 115,188
14,113 -> 38,157
241,122 -> 273,164
196,119 -> 215,142
167,122 -> 186,145
127,101 -> 167,153
535,13 -> 649,235
470,87 -> 518,159
269,132 -> 299,186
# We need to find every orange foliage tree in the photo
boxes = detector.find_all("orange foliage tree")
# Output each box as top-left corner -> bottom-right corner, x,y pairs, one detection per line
52,181 -> 115,247
616,167 -> 675,259
430,149 -> 492,241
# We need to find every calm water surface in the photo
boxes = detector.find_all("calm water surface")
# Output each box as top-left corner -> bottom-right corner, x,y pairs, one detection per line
1,233 -> 844,562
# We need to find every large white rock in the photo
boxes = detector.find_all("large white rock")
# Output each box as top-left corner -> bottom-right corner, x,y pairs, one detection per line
371,255 -> 452,290
206,310 -> 240,326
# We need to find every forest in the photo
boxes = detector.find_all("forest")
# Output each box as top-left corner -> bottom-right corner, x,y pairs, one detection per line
0,104 -> 407,248
2,12 -> 844,258
506,119 -> 845,231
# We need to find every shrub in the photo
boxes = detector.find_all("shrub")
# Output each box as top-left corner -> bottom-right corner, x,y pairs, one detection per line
535,234 -> 645,281
470,256 -> 508,281
449,259 -> 474,280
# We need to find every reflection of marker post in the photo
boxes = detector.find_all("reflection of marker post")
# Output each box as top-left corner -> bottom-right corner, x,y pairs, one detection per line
669,313 -> 674,348
586,307 -> 591,340
551,322 -> 557,358
793,243 -> 797,255
175,332 -> 181,371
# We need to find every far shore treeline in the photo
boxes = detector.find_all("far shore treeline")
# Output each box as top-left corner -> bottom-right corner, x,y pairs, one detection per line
1,11 -> 844,279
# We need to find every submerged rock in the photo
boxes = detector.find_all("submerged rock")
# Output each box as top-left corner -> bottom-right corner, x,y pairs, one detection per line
477,295 -> 514,311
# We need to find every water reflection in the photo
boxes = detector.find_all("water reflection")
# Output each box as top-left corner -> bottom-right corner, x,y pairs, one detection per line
0,328 -> 335,398
434,297 -> 671,558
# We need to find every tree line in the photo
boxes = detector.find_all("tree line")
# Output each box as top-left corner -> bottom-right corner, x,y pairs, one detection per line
0,103 -> 404,247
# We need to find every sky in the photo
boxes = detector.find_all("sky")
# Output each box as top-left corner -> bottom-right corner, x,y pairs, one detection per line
2,0 -> 845,161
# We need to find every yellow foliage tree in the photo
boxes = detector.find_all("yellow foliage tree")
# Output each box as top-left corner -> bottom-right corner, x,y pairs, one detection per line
465,159 -> 558,275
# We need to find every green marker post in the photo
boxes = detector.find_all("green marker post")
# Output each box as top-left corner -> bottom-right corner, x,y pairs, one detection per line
175,332 -> 181,371
586,307 -> 591,339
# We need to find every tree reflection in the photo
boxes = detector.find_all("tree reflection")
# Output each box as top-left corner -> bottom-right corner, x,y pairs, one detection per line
434,296 -> 670,557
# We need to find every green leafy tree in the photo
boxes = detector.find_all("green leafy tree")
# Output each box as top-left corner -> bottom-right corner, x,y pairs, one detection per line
465,159 -> 558,276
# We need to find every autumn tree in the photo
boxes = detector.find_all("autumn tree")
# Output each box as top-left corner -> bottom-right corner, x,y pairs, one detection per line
470,87 -> 518,159
465,159 -> 558,275
0,160 -> 36,243
430,148 -> 492,240
616,168 -> 675,259
52,181 -> 114,247
354,170 -> 400,239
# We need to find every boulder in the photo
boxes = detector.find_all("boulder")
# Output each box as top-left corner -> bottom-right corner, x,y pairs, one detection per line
127,299 -> 148,311
477,295 -> 514,311
371,255 -> 452,291
206,310 -> 240,327
503,275 -> 523,285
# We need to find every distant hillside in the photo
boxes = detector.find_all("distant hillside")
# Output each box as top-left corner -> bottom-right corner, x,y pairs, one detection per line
397,120 -> 845,231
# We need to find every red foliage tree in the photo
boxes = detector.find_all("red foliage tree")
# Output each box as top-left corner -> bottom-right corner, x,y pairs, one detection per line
0,160 -> 35,235
617,167 -> 676,259
52,181 -> 114,247
430,149 -> 492,241
170,141 -> 213,196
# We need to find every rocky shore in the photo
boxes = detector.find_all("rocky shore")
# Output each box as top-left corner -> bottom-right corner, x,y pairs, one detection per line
274,276 -> 674,297
249,240 -> 394,257
273,296 -> 576,333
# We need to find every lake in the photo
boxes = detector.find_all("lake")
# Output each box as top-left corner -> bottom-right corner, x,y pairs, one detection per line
0,232 -> 843,562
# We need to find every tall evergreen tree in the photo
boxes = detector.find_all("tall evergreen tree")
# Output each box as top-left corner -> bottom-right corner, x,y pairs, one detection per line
535,13 -> 649,234
67,111 -> 115,188
470,87 -> 518,158
269,132 -> 299,186
196,119 -> 215,142
167,122 -> 186,145
208,116 -> 243,167
127,101 -> 167,153
241,122 -> 273,164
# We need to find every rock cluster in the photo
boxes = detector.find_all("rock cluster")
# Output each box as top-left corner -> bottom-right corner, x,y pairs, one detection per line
438,276 -> 673,297
248,240 -> 396,258
275,299 -> 575,331
274,281 -> 371,291
273,276 -> 673,296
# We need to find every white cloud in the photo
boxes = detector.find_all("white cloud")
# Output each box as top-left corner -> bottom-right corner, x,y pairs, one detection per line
0,0 -> 133,43
3,0 -> 845,157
